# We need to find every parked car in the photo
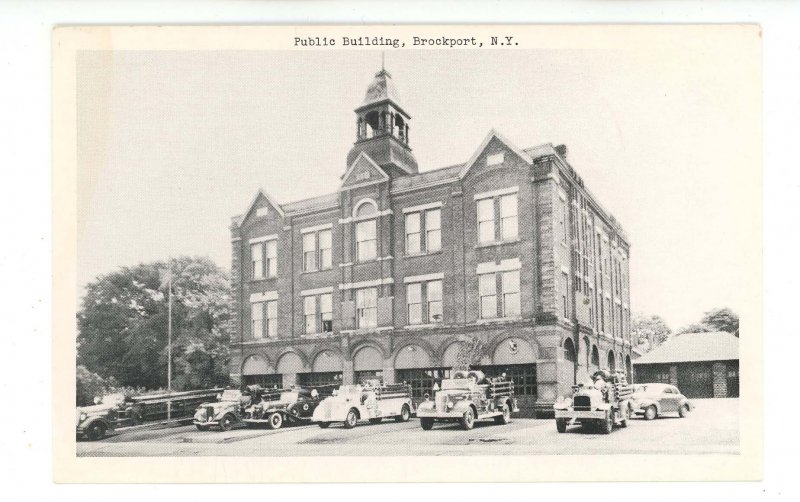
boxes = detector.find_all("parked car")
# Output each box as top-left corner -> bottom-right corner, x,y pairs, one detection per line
243,387 -> 325,429
312,381 -> 414,429
416,370 -> 518,430
193,389 -> 253,431
630,383 -> 693,420
553,370 -> 633,434
75,393 -> 138,441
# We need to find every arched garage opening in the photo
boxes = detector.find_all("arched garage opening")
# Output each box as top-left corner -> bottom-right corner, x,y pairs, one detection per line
395,344 -> 448,402
299,350 -> 343,388
241,354 -> 282,388
353,345 -> 384,382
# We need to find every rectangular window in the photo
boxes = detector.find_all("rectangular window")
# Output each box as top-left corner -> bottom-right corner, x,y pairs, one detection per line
477,198 -> 495,243
356,288 -> 378,328
304,296 -> 316,334
406,283 -> 423,325
487,152 -> 505,166
562,201 -> 569,244
425,209 -> 441,252
405,212 -> 421,254
251,302 -> 264,339
356,220 -> 377,262
479,273 -> 498,319
303,233 -> 317,272
561,272 -> 569,319
427,279 -> 443,323
320,293 -> 333,332
265,239 -> 277,277
266,300 -> 277,338
501,270 -> 520,317
499,194 -> 518,240
318,229 -> 332,270
251,243 -> 264,280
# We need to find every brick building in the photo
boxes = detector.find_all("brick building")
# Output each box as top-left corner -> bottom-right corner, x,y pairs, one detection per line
633,331 -> 739,398
228,68 -> 633,416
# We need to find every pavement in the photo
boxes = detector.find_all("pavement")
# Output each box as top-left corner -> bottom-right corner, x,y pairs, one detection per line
77,398 -> 739,457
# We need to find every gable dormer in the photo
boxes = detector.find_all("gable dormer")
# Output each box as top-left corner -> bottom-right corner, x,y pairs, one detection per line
340,151 -> 390,191
458,129 -> 533,180
241,189 -> 284,227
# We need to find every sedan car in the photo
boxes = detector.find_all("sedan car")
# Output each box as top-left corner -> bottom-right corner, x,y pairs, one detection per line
630,383 -> 692,420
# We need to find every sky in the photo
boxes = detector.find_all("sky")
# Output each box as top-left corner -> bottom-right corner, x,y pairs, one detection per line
76,46 -> 759,330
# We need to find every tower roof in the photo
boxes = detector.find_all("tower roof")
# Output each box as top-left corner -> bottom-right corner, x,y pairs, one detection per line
362,69 -> 402,108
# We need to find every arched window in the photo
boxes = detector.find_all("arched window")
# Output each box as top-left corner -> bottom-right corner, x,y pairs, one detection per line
591,345 -> 600,367
563,338 -> 576,363
354,200 -> 378,262
607,351 -> 616,372
625,355 -> 632,382
364,111 -> 381,138
583,336 -> 591,366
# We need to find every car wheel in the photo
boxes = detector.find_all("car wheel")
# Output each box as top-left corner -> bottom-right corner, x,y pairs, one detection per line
679,404 -> 690,418
395,404 -> 411,423
86,422 -> 107,441
600,411 -> 614,434
556,418 -> 567,433
343,409 -> 358,429
644,405 -> 657,421
195,424 -> 209,431
494,403 -> 511,425
318,422 -> 330,428
369,418 -> 382,425
420,418 -> 434,430
218,414 -> 235,431
267,412 -> 283,430
461,408 -> 476,430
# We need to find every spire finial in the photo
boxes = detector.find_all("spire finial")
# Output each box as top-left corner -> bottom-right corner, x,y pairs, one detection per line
381,51 -> 385,71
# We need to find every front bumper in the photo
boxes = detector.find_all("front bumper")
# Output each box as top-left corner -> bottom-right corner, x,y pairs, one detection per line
554,409 -> 607,420
193,420 -> 219,427
416,408 -> 463,419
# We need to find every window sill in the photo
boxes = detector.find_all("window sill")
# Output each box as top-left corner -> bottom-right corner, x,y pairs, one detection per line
476,316 -> 523,324
403,250 -> 443,259
301,332 -> 337,339
475,239 -> 520,249
403,323 -> 444,330
300,268 -> 334,275
250,276 -> 278,283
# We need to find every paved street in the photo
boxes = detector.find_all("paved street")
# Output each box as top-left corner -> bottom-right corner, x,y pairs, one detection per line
77,398 -> 739,457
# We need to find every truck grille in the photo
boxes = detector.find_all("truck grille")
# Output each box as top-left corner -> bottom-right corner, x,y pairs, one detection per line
573,396 -> 591,411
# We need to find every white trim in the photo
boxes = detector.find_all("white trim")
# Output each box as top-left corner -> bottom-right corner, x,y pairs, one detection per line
403,272 -> 444,284
339,262 -> 354,268
340,151 -> 390,187
300,222 -> 333,234
338,278 -> 394,290
300,286 -> 334,297
486,152 -> 505,166
231,237 -> 241,242
250,291 -> 278,302
458,129 -> 533,179
557,189 -> 567,202
473,186 -> 518,201
282,225 -> 293,231
402,201 -> 443,214
377,255 -> 394,261
476,258 -> 522,274
390,177 -> 456,195
560,265 -> 570,274
248,234 -> 278,245
352,197 -> 379,216
243,189 -> 285,220
339,209 -> 392,224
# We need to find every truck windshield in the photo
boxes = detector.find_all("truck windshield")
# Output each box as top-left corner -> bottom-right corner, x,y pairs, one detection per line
220,390 -> 241,401
337,386 -> 361,395
102,393 -> 126,405
441,379 -> 471,391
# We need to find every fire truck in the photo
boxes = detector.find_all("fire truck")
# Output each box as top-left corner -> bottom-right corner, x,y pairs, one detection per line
553,370 -> 633,434
312,380 -> 414,429
416,370 -> 518,430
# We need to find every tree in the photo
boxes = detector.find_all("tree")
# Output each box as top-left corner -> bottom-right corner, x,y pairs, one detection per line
630,313 -> 672,352
453,336 -> 486,371
701,307 -> 739,335
76,365 -> 119,406
77,256 -> 232,390
676,322 -> 713,335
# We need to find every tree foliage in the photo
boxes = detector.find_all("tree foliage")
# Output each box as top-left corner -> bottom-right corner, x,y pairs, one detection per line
453,336 -> 486,371
76,365 -> 119,406
77,256 -> 232,390
677,307 -> 739,336
631,313 -> 672,352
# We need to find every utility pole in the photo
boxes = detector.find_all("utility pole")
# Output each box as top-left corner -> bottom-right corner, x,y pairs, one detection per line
167,271 -> 173,421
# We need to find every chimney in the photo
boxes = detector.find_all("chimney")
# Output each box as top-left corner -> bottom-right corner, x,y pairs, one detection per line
555,144 -> 568,158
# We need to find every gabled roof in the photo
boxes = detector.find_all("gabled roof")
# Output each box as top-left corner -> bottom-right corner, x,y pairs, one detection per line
340,151 -> 390,188
242,188 -> 285,223
633,331 -> 739,365
458,129 -> 534,179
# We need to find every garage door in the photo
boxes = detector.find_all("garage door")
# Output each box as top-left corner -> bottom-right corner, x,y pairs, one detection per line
677,363 -> 714,398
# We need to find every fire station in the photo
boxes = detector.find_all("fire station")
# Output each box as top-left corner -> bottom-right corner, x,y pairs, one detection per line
228,67 -> 633,417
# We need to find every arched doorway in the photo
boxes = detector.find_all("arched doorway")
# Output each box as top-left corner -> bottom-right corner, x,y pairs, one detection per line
563,338 -> 577,384
625,355 -> 632,382
607,351 -> 616,372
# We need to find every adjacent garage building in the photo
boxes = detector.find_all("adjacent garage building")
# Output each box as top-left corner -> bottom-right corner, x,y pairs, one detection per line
633,331 -> 739,398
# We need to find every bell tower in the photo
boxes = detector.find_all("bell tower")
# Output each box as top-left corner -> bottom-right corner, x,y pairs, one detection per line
346,68 -> 419,177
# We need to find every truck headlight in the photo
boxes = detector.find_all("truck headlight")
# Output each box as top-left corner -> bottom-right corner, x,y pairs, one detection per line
79,412 -> 87,422
446,400 -> 454,410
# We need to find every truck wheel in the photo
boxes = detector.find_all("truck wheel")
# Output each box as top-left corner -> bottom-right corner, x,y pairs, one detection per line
267,412 -> 283,430
644,405 -> 657,421
556,418 -> 567,433
395,404 -> 411,423
369,418 -> 382,425
460,408 -> 476,430
86,422 -> 107,441
679,404 -> 690,418
343,409 -> 358,429
494,403 -> 511,425
318,422 -> 330,428
218,414 -> 236,432
195,424 -> 209,431
420,418 -> 434,430
619,406 -> 631,428
600,412 -> 614,434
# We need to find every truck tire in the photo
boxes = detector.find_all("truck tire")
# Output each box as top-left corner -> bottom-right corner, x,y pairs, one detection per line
420,418 -> 434,430
460,408 -> 476,430
395,404 -> 411,423
600,411 -> 614,434
318,422 -> 330,428
494,403 -> 511,425
644,405 -> 657,421
343,409 -> 359,429
86,421 -> 107,441
679,404 -> 690,418
556,418 -> 567,433
267,412 -> 283,430
619,406 -> 631,428
218,413 -> 236,432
